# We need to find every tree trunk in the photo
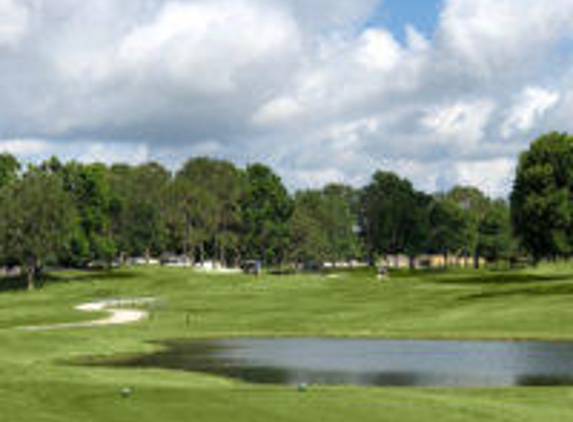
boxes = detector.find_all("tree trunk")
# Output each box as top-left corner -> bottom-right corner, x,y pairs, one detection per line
26,266 -> 35,291
409,256 -> 416,271
182,230 -> 189,257
473,250 -> 480,269
199,243 -> 205,265
234,247 -> 241,269
219,244 -> 225,268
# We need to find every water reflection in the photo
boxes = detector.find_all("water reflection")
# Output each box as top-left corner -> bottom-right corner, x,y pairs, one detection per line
93,338 -> 573,387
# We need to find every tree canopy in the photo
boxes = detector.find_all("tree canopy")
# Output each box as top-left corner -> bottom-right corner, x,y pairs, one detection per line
0,169 -> 75,289
241,164 -> 293,265
511,132 -> 573,262
6,131 -> 571,289
359,171 -> 431,267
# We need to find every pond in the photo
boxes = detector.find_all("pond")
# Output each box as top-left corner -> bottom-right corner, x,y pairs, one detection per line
96,338 -> 573,387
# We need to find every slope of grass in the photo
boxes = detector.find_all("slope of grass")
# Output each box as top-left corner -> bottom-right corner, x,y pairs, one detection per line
2,264 -> 573,421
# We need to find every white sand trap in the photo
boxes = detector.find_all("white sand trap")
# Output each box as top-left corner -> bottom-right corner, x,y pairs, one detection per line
22,297 -> 155,331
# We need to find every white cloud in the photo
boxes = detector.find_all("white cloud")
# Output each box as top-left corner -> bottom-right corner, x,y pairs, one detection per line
454,158 -> 515,198
76,143 -> 150,166
502,86 -> 560,138
0,0 -> 28,47
289,167 -> 346,189
355,29 -> 402,71
2,0 -> 573,196
438,0 -> 573,77
117,0 -> 301,92
422,100 -> 496,147
0,139 -> 51,155
252,97 -> 302,126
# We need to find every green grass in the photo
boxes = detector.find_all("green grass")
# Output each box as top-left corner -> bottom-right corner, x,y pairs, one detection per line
3,264 -> 573,421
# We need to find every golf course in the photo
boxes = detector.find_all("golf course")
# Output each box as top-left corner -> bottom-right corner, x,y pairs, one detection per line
3,265 -> 573,421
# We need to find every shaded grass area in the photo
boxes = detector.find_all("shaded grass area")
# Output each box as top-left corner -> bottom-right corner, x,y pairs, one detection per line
3,264 -> 573,420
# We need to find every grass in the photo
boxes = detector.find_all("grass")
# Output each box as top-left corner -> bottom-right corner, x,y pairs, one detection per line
3,264 -> 573,420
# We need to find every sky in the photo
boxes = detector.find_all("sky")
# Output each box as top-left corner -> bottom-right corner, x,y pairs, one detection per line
369,0 -> 442,42
1,0 -> 572,197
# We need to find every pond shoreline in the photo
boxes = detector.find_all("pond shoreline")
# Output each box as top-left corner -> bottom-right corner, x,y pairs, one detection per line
84,337 -> 573,388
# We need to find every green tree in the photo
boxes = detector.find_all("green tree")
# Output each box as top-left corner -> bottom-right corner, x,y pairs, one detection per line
0,154 -> 21,266
0,153 -> 20,188
322,185 -> 361,262
166,172 -> 216,262
290,188 -> 360,267
359,171 -> 429,268
427,196 -> 472,266
165,158 -> 242,265
447,186 -> 489,268
511,132 -> 573,262
176,158 -> 245,266
0,169 -> 75,289
58,162 -> 116,267
241,164 -> 293,266
289,191 -> 330,265
109,163 -> 170,261
478,200 -> 516,264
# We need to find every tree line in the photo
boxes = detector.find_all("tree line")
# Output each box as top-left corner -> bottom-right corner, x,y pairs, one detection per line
0,153 -> 518,290
3,131 -> 572,289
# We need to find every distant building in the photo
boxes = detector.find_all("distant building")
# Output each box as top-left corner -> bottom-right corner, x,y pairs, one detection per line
384,254 -> 485,269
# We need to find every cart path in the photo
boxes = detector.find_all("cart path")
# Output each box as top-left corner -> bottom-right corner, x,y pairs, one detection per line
21,297 -> 155,331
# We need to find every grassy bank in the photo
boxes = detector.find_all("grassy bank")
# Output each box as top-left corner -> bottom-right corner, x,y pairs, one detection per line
2,265 -> 573,421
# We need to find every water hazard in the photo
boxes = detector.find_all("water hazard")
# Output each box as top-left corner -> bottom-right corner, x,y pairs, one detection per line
98,338 -> 573,387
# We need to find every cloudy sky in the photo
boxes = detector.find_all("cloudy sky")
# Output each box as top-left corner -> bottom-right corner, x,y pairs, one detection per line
1,0 -> 573,196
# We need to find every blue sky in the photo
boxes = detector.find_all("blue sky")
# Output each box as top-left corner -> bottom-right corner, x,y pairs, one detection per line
0,0 -> 572,198
369,0 -> 443,42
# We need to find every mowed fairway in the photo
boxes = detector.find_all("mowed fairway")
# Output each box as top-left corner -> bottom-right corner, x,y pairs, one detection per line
3,265 -> 573,421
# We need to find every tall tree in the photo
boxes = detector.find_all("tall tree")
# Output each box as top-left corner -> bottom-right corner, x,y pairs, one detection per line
109,163 -> 170,260
427,195 -> 473,266
241,164 -> 293,265
478,200 -> 516,264
169,158 -> 243,265
0,154 -> 20,266
359,171 -> 429,268
447,186 -> 489,268
0,153 -> 20,188
289,191 -> 330,265
511,132 -> 573,262
58,162 -> 116,267
290,188 -> 361,266
0,169 -> 75,289
322,186 -> 361,263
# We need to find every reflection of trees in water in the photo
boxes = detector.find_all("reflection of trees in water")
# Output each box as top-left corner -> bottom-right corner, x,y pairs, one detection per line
369,372 -> 423,387
74,339 -> 573,388
218,366 -> 291,384
517,374 -> 573,387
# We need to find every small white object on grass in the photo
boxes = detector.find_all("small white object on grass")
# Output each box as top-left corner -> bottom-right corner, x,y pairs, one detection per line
121,387 -> 133,398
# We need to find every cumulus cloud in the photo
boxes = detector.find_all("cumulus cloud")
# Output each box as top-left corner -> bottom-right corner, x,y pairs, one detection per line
76,143 -> 150,166
421,100 -> 496,148
2,0 -> 573,197
502,87 -> 560,138
0,139 -> 51,155
0,0 -> 28,47
454,158 -> 516,198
